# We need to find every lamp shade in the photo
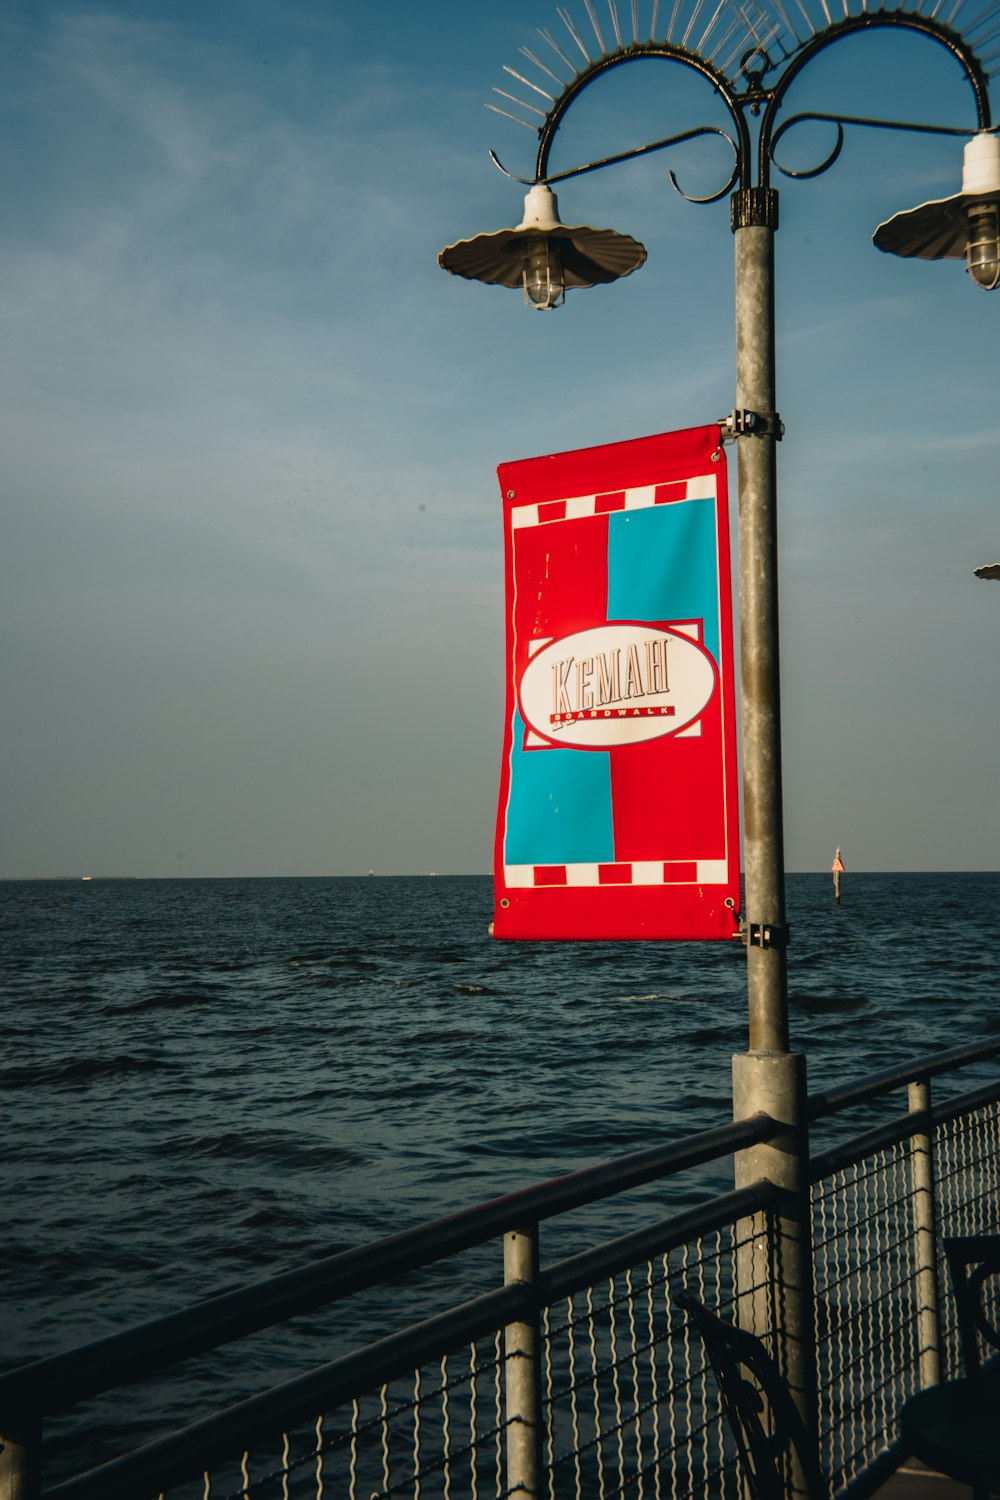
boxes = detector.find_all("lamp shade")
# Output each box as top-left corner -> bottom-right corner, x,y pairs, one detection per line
873,133 -> 1000,288
438,185 -> 647,295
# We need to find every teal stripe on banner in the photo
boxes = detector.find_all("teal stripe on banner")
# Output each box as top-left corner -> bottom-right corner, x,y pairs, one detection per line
606,500 -> 719,661
504,712 -> 615,865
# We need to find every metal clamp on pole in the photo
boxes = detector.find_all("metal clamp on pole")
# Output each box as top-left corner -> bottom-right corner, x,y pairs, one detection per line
719,409 -> 784,441
746,921 -> 790,949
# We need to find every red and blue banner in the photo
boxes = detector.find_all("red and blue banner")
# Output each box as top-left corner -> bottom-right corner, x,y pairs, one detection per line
493,425 -> 740,941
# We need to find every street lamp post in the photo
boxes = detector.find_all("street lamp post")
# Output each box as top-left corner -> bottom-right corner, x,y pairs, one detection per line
439,1 -> 995,1480
441,3 -> 996,1050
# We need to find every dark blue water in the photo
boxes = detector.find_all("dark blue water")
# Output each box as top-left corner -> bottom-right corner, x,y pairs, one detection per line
2,872 -> 997,1476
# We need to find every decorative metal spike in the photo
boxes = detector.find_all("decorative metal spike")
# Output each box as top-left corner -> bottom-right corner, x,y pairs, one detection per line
742,0 -> 771,27
608,0 -> 624,48
697,0 -> 732,52
651,0 -> 662,35
503,65 -> 556,100
705,14 -> 738,61
485,103 -> 541,130
962,0 -> 999,23
739,0 -> 771,39
493,87 -> 548,118
681,0 -> 710,46
758,0 -> 791,44
632,0 -> 641,42
961,0 -> 999,32
818,0 -> 834,26
734,3 -> 770,47
719,14 -> 773,70
742,0 -> 780,41
719,27 -> 758,70
759,17 -> 786,49
706,15 -> 745,62
791,0 -> 819,36
519,46 -> 566,86
945,0 -> 967,25
538,26 -> 579,73
558,7 -> 594,62
666,0 -> 685,42
767,0 -> 806,47
971,10 -> 1000,41
582,0 -> 607,51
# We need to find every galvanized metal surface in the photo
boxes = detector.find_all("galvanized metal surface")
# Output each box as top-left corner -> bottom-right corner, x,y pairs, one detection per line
733,214 -> 787,1057
906,1080 -> 942,1392
504,1227 -> 542,1500
732,1049 -> 816,1500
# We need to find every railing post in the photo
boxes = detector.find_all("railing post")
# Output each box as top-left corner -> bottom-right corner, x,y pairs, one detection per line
908,1077 -> 942,1387
504,1225 -> 543,1500
733,1052 -> 816,1498
0,1410 -> 42,1500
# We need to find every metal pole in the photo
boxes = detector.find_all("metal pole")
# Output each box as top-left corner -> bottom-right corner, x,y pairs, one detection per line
732,1052 -> 816,1498
730,189 -> 817,1495
0,1410 -> 42,1500
503,1225 -> 543,1500
732,189 -> 789,1055
908,1078 -> 942,1387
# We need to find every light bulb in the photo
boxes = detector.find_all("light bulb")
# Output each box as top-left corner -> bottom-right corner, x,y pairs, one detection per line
967,203 -> 1000,290
522,237 -> 565,310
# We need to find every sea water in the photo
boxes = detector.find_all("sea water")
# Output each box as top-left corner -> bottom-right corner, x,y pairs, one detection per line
3,872 -> 997,1473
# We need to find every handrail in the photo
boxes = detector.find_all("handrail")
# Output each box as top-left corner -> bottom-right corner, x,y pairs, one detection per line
0,1114 -> 777,1415
45,1179 -> 782,1500
808,1038 -> 1000,1121
46,1282 -> 534,1500
8,1039 -> 999,1417
809,1075 -> 1000,1183
542,1181 -> 780,1302
932,1076 -> 1000,1130
810,1110 -> 933,1183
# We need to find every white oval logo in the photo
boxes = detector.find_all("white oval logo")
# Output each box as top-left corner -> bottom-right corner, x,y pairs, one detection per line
518,622 -> 716,750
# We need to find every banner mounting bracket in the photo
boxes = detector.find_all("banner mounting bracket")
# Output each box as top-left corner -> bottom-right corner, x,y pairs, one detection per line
719,409 -> 784,441
745,921 -> 790,949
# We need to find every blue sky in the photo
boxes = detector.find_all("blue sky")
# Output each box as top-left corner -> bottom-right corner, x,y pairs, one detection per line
1,0 -> 997,877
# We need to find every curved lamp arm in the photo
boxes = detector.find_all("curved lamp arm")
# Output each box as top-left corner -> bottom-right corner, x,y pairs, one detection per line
489,12 -> 992,205
756,11 -> 992,187
769,110 -> 994,181
490,124 -> 740,201
530,44 -> 752,189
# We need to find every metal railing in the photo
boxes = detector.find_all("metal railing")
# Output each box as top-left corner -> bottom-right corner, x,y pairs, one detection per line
3,1038 -> 999,1500
809,1056 -> 1000,1496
